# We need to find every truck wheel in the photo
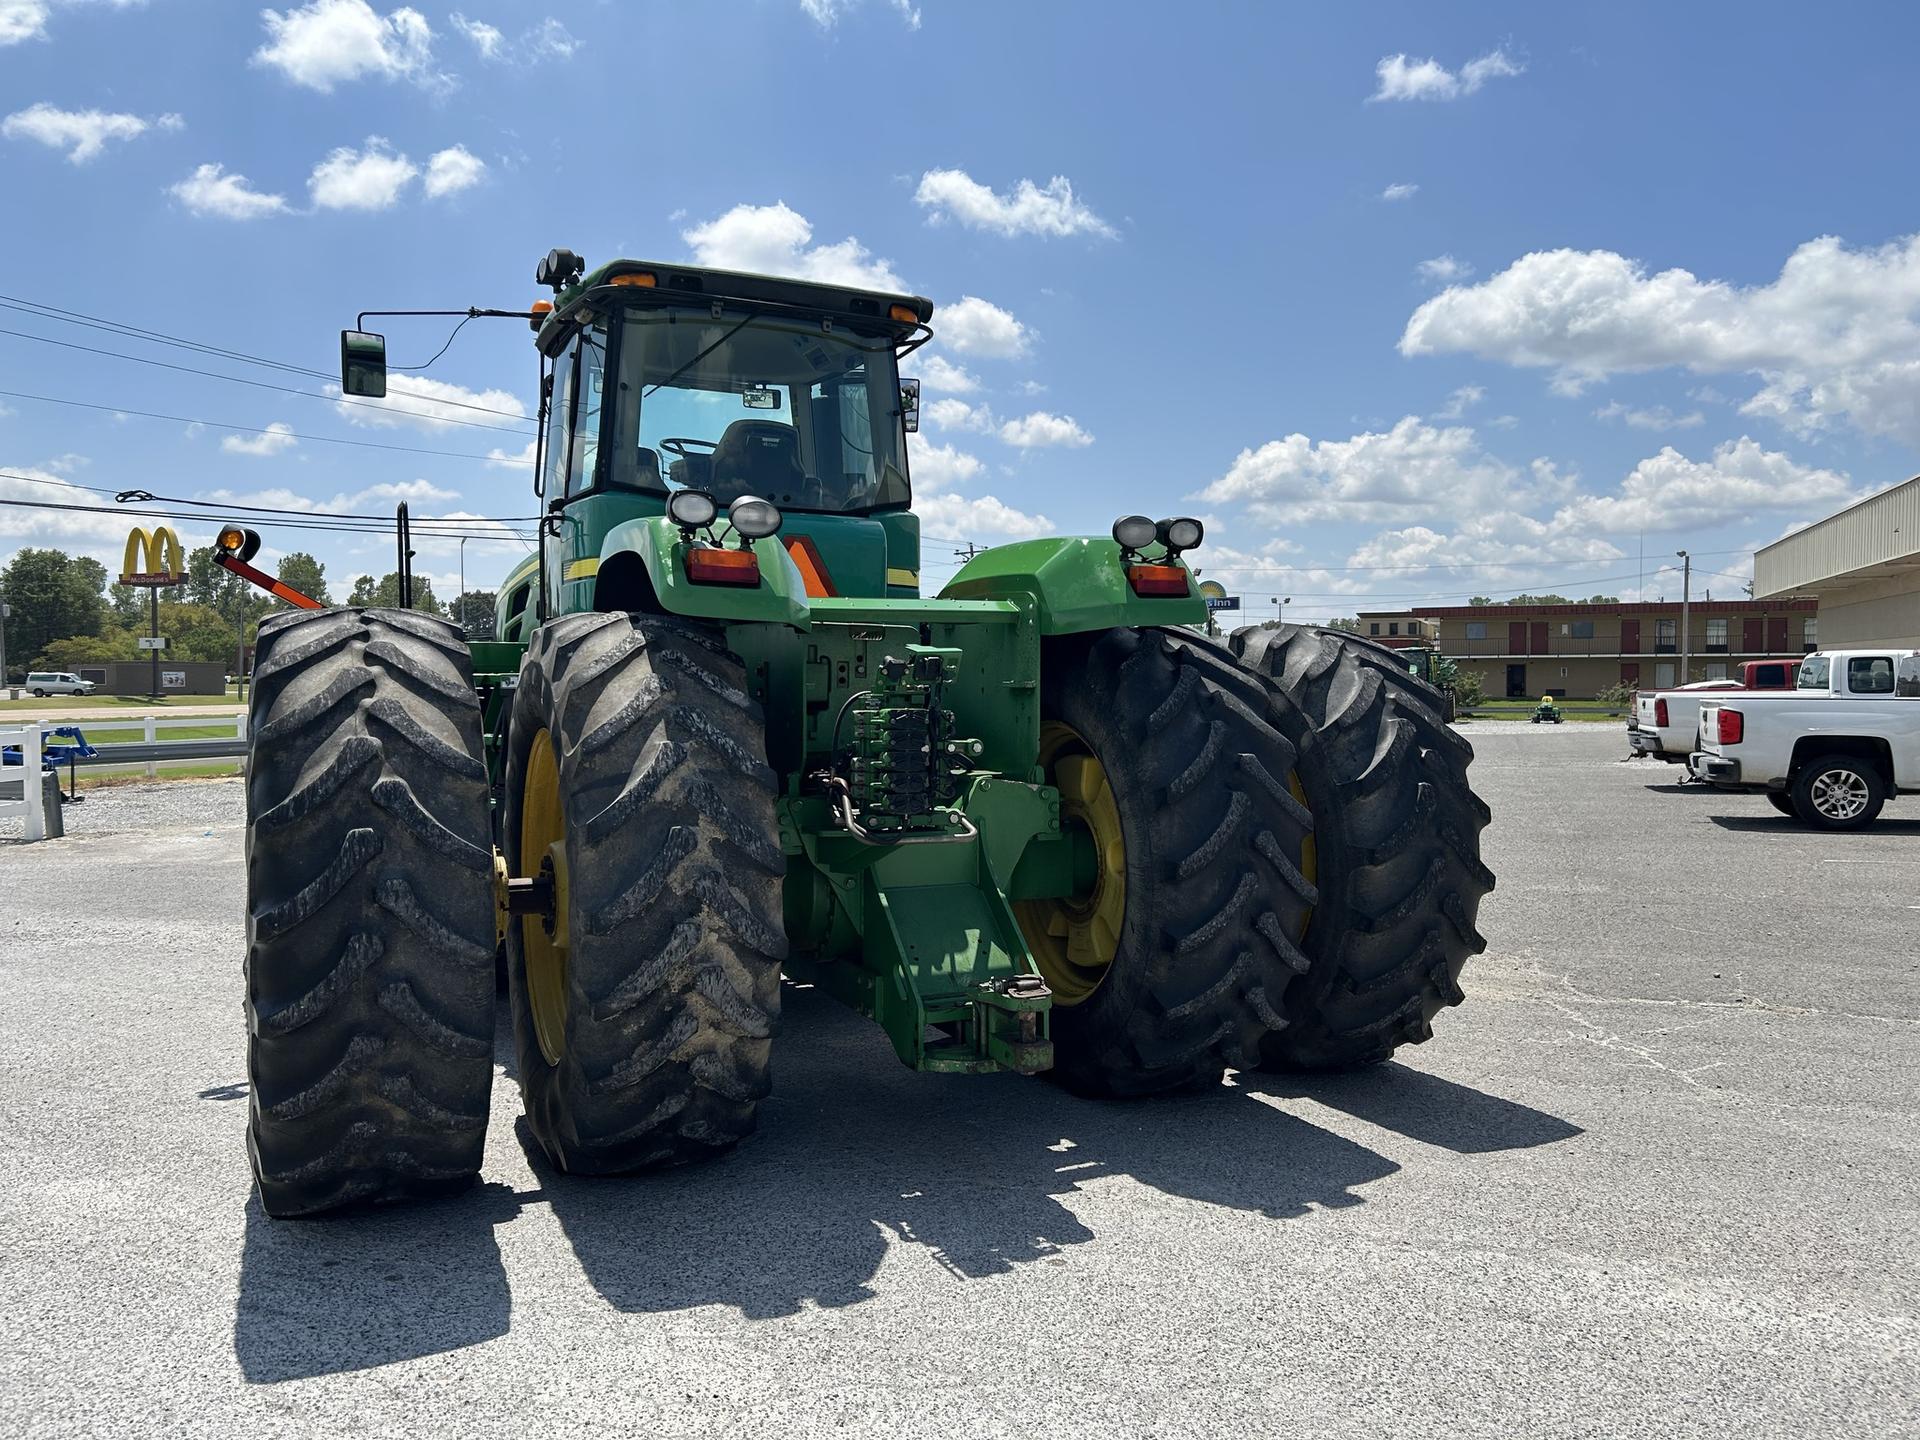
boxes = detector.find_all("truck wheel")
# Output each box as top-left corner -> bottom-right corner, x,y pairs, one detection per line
1016,628 -> 1318,1098
1231,624 -> 1494,1070
503,613 -> 785,1174
1790,754 -> 1885,830
1765,792 -> 1797,818
245,608 -> 496,1217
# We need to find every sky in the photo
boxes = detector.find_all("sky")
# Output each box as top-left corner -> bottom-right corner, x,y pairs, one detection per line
4,0 -> 1920,620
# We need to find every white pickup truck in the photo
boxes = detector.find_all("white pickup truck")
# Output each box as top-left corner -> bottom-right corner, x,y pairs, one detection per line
1689,649 -> 1920,828
1627,658 -> 1800,763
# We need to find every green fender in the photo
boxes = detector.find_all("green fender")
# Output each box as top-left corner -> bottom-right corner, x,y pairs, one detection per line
937,536 -> 1207,634
591,515 -> 813,628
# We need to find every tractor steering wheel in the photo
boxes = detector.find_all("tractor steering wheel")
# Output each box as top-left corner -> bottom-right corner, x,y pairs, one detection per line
659,437 -> 718,461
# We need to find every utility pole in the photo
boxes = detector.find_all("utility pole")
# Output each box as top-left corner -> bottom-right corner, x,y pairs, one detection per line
953,541 -> 985,563
459,537 -> 468,635
149,586 -> 161,701
0,600 -> 10,697
1676,549 -> 1691,682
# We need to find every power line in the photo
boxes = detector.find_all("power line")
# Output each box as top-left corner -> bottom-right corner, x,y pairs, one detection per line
0,389 -> 534,466
0,325 -> 536,436
0,293 -> 534,424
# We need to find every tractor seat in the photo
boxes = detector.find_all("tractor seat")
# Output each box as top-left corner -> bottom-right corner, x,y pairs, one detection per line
668,453 -> 713,493
635,445 -> 665,492
709,420 -> 807,504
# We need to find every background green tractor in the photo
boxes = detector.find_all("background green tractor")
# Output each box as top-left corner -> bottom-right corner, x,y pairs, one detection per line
241,251 -> 1494,1216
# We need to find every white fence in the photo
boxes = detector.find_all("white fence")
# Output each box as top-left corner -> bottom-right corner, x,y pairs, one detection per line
0,723 -> 50,840
2,713 -> 250,843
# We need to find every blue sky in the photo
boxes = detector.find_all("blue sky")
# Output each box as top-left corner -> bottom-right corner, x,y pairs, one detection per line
4,0 -> 1919,618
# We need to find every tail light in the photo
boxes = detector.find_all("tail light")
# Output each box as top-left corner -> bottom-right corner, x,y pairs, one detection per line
684,546 -> 760,587
1654,697 -> 1669,727
1127,563 -> 1190,597
1716,708 -> 1744,744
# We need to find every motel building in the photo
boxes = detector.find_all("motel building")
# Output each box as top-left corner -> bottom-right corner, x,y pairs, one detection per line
1354,599 -> 1819,700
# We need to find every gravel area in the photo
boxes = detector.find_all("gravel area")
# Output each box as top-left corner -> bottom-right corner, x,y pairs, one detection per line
0,776 -> 245,842
2,733 -> 1916,1438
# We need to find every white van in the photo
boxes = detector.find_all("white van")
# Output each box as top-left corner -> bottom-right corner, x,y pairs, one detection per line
25,672 -> 97,697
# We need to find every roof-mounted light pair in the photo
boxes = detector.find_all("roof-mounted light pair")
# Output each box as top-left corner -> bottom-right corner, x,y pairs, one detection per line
1112,515 -> 1204,599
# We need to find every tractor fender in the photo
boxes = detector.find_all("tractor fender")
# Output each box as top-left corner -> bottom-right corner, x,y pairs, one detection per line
583,515 -> 812,629
937,536 -> 1207,635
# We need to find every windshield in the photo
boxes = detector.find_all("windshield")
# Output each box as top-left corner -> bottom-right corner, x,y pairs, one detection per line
1796,654 -> 1831,689
603,308 -> 909,513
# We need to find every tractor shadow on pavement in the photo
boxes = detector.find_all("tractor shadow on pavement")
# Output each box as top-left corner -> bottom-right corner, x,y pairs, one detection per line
232,1182 -> 522,1383
526,986 -> 1580,1321
1708,814 -> 1920,834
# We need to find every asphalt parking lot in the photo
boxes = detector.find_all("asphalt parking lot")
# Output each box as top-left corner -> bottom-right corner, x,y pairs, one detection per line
2,725 -> 1915,1438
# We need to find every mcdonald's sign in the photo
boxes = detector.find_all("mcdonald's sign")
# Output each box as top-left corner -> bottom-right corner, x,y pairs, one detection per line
121,526 -> 188,587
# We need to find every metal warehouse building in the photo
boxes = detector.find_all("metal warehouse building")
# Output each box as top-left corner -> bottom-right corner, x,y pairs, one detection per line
1755,475 -> 1920,647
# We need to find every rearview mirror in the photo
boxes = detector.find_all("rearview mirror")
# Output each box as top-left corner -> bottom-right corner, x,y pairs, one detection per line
900,377 -> 920,434
340,330 -> 388,398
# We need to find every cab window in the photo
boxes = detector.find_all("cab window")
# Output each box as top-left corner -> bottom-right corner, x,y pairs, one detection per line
1895,655 -> 1920,698
1796,655 -> 1830,690
1847,656 -> 1895,695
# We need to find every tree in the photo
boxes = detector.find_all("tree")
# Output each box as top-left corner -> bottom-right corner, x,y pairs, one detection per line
275,552 -> 332,608
1468,596 -> 1494,607
450,589 -> 497,637
33,626 -> 140,670
1,547 -> 107,669
1326,616 -> 1363,634
348,572 -> 445,615
1452,669 -> 1487,709
106,581 -> 146,628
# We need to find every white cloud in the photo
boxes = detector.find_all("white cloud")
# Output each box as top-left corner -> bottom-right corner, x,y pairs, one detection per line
448,10 -> 498,56
335,373 -> 528,431
926,397 -> 987,431
913,168 -> 1116,240
1431,385 -> 1484,420
1380,182 -> 1419,202
168,162 -> 290,220
424,143 -> 485,198
1564,437 -> 1854,533
1370,47 -> 1523,102
915,354 -> 978,394
1594,400 -> 1704,431
998,411 -> 1092,448
221,421 -> 298,456
682,201 -> 905,290
799,0 -> 920,29
308,136 -> 416,210
906,436 -> 982,490
938,295 -> 1028,358
254,0 -> 440,92
1,462 -> 205,564
527,16 -> 574,57
906,434 -> 1048,538
1195,416 -> 1538,526
2,103 -> 178,162
1399,233 -> 1920,445
1,0 -> 147,49
1416,253 -> 1472,284
486,439 -> 537,470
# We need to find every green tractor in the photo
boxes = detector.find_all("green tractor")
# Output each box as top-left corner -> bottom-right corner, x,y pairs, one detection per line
242,251 -> 1494,1216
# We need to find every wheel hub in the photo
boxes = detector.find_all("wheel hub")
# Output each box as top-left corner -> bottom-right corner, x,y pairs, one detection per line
519,728 -> 570,1064
1812,769 -> 1868,820
1014,723 -> 1127,1006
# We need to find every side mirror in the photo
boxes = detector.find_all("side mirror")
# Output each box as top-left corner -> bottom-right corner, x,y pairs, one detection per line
900,377 -> 920,434
340,330 -> 388,398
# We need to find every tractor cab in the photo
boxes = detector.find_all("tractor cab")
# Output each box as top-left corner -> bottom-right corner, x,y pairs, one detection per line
528,253 -> 932,607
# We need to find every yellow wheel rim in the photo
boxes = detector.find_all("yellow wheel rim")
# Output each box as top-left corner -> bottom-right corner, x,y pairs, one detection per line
520,728 -> 569,1065
1015,722 -> 1128,1006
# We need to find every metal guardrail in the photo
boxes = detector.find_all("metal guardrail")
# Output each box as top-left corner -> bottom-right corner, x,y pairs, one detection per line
73,738 -> 248,764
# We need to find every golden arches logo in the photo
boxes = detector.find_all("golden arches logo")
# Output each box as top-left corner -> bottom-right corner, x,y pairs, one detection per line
121,526 -> 187,586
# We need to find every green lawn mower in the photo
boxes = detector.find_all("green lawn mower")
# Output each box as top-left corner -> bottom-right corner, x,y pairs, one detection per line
241,250 -> 1495,1216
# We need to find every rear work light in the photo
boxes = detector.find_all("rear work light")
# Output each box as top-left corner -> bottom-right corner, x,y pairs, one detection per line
1715,708 -> 1744,744
1654,697 -> 1669,727
1127,563 -> 1190,597
684,546 -> 761,587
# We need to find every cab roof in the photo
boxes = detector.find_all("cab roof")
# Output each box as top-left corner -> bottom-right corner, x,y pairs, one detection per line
537,257 -> 934,353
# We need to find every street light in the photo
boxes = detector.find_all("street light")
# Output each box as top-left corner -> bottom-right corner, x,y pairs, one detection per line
1676,549 -> 1691,682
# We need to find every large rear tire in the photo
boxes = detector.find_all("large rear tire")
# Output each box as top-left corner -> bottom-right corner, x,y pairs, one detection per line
502,613 -> 785,1174
1231,624 -> 1494,1070
244,608 -> 496,1218
1018,628 -> 1317,1098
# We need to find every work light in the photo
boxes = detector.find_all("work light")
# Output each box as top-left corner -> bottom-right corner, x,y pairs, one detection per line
667,490 -> 718,530
1112,515 -> 1157,552
729,496 -> 783,540
1158,517 -> 1204,552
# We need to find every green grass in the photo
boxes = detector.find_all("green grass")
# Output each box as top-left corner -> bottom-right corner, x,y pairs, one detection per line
57,723 -> 240,745
75,762 -> 245,789
0,689 -> 245,713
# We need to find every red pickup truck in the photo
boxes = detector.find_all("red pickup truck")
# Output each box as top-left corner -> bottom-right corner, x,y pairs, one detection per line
1627,658 -> 1802,763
